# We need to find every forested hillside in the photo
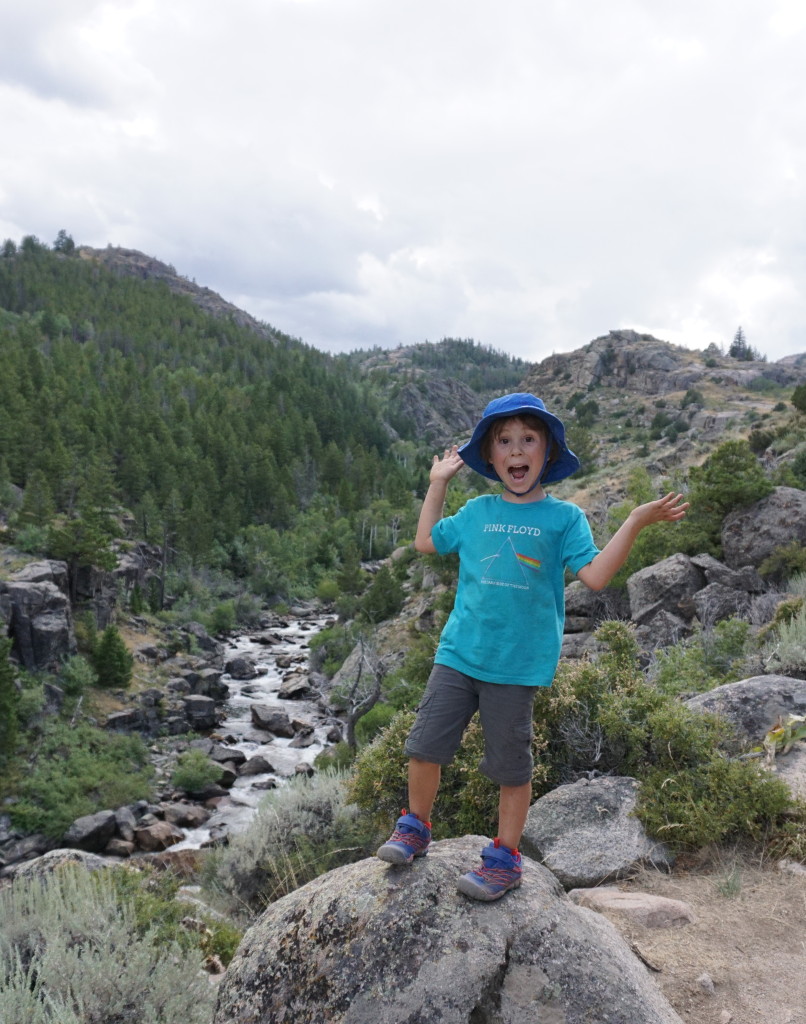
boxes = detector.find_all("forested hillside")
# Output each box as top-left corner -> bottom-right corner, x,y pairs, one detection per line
0,235 -> 523,597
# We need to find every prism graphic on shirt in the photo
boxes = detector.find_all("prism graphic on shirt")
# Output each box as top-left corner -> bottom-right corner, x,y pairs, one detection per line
480,537 -> 542,590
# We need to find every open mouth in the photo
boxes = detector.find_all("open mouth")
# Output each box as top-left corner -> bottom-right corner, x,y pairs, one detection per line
508,464 -> 530,483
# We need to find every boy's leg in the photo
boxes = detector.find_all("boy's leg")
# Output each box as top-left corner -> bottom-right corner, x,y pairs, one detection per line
457,682 -> 536,901
497,781 -> 532,852
408,758 -> 441,823
377,666 -> 479,866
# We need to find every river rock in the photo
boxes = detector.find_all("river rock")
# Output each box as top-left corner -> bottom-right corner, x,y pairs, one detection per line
62,810 -> 117,853
277,672 -> 313,699
134,820 -> 184,852
251,705 -> 295,737
183,695 -> 219,731
183,621 -> 225,659
209,743 -> 247,765
239,755 -> 276,776
226,655 -> 260,680
521,776 -> 674,889
115,805 -> 137,842
213,835 -> 683,1024
162,802 -> 212,828
105,838 -> 135,857
288,727 -> 316,749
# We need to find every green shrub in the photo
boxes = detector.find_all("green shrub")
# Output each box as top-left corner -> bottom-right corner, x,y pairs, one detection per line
757,602 -> 806,677
649,619 -> 752,696
10,524 -> 49,555
354,701 -> 398,745
758,541 -> 806,585
359,564 -> 405,624
8,722 -> 154,837
792,383 -> 806,414
204,769 -> 371,917
676,439 -> 774,557
171,749 -> 223,794
308,622 -> 358,677
681,388 -> 705,408
107,864 -> 242,965
14,671 -> 46,729
205,599 -> 236,635
58,654 -> 98,698
637,755 -> 794,849
315,577 -> 340,603
0,866 -> 215,1024
748,428 -> 775,454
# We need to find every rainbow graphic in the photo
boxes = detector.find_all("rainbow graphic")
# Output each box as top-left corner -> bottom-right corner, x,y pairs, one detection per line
515,552 -> 541,571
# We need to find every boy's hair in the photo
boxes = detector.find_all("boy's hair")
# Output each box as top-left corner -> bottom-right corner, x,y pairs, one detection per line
480,414 -> 560,469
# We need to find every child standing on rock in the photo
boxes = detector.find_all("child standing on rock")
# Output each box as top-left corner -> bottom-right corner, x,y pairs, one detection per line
377,393 -> 688,900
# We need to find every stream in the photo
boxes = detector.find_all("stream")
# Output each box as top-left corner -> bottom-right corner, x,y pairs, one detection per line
172,610 -> 340,850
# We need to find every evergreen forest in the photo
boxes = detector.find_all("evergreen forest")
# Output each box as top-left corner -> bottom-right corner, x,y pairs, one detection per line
0,234 -> 523,599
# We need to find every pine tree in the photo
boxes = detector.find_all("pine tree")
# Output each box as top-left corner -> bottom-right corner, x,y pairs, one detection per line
93,625 -> 134,689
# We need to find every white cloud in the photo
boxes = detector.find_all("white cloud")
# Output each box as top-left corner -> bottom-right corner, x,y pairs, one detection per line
1,0 -> 805,362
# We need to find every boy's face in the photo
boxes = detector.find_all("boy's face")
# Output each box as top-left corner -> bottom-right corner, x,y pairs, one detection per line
488,417 -> 548,501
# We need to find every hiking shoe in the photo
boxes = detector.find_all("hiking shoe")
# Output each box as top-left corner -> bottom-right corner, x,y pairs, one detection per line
376,811 -> 431,865
457,839 -> 523,901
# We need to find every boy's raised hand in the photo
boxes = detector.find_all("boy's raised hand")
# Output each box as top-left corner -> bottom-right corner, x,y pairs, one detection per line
631,491 -> 689,528
430,445 -> 465,484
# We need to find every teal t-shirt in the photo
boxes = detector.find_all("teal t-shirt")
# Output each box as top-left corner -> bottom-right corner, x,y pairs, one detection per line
431,493 -> 599,687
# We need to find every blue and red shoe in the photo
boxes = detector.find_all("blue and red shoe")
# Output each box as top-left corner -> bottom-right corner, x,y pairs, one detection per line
376,810 -> 431,865
457,839 -> 522,901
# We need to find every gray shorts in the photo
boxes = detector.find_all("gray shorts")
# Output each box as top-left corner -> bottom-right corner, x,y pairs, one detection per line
404,664 -> 537,787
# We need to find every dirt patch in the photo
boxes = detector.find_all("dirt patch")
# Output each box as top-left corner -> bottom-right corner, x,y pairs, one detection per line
598,850 -> 806,1024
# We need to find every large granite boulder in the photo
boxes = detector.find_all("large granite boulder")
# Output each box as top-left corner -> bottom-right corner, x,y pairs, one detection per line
521,776 -> 674,889
721,487 -> 806,570
214,835 -> 682,1024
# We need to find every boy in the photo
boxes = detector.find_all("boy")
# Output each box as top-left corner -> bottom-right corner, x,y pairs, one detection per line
376,393 -> 688,900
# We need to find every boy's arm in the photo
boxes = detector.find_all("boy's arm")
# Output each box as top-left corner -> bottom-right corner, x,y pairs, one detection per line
576,492 -> 689,592
414,445 -> 464,554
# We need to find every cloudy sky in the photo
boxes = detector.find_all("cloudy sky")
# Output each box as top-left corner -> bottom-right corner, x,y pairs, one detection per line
1,0 -> 805,363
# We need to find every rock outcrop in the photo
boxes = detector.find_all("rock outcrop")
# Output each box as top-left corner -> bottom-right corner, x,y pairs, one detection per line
523,329 -> 806,398
214,835 -> 683,1024
3,567 -> 76,671
721,487 -> 806,569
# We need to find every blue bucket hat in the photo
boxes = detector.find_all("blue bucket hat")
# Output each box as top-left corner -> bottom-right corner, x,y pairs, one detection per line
458,393 -> 580,484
